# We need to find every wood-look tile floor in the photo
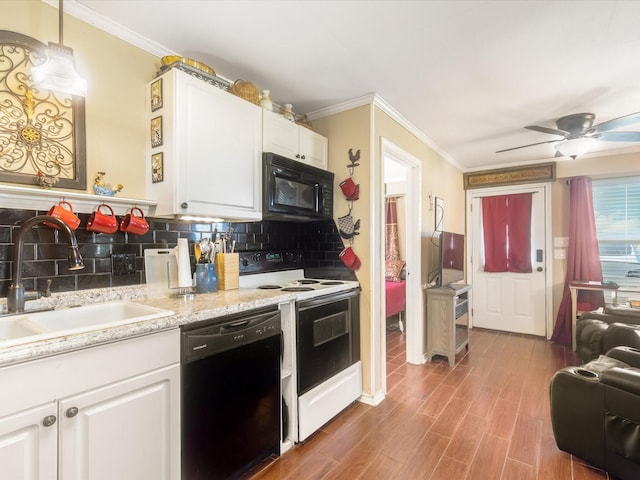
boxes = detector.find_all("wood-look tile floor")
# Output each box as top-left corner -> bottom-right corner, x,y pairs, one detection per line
243,328 -> 621,480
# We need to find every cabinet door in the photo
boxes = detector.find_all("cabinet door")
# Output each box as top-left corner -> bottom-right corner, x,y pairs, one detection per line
298,127 -> 328,170
166,70 -> 262,220
262,109 -> 299,159
177,72 -> 262,220
0,402 -> 57,480
59,364 -> 180,480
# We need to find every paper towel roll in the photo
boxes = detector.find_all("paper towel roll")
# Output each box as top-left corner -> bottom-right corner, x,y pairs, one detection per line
175,238 -> 192,288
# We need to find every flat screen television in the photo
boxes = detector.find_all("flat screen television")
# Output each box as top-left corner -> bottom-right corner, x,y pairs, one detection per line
438,231 -> 465,286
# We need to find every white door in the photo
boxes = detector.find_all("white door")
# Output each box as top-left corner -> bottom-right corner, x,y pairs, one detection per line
59,364 -> 180,480
469,184 -> 548,336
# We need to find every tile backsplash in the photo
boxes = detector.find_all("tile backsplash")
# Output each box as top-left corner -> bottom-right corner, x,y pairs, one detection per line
0,208 -> 353,297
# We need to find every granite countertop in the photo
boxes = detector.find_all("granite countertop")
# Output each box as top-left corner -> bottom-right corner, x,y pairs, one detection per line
0,285 -> 296,368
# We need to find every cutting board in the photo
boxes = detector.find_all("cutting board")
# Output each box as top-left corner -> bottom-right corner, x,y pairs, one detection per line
144,248 -> 179,297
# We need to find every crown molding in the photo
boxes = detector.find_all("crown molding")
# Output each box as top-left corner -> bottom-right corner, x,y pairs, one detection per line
44,0 -> 176,57
308,93 -> 463,171
57,1 -> 463,170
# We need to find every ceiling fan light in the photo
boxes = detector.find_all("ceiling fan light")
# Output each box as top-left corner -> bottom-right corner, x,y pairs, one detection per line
554,137 -> 596,158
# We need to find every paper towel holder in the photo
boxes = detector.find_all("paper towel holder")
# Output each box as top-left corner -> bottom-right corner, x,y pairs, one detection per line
144,248 -> 194,299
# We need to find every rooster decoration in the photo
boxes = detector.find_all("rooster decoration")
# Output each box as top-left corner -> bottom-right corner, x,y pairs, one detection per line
93,171 -> 124,196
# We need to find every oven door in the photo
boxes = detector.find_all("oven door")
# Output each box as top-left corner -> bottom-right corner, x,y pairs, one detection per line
296,289 -> 360,395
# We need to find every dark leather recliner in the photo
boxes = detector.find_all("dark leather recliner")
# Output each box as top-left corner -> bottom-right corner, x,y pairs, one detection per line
550,346 -> 640,480
576,307 -> 640,362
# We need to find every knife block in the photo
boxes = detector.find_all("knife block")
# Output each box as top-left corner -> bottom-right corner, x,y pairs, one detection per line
215,253 -> 239,290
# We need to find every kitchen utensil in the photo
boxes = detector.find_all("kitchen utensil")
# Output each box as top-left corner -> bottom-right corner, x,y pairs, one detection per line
199,238 -> 212,262
194,244 -> 202,263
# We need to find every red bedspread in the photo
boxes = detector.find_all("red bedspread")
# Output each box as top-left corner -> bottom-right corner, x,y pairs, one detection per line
385,280 -> 406,317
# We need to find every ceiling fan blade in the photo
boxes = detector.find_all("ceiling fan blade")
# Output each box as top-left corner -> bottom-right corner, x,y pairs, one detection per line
596,131 -> 640,142
590,112 -> 640,133
525,125 -> 569,136
496,138 -> 563,153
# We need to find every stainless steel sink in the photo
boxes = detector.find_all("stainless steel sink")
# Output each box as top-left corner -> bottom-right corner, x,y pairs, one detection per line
0,302 -> 174,347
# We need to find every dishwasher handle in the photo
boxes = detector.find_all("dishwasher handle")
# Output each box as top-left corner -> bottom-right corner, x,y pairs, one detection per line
182,310 -> 281,363
220,319 -> 250,333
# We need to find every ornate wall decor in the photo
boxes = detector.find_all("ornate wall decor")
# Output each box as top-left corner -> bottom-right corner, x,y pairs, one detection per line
463,162 -> 555,190
0,31 -> 86,190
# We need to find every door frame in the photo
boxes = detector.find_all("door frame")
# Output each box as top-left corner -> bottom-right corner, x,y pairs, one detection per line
465,182 -> 554,337
378,139 -> 423,385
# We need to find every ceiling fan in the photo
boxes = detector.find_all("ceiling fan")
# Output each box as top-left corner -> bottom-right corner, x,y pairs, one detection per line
496,112 -> 640,158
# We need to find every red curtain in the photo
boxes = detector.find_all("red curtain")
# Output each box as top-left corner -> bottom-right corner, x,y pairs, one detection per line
551,176 -> 604,344
482,193 -> 533,273
385,197 -> 401,260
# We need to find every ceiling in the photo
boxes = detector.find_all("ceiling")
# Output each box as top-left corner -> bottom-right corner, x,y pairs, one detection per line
66,0 -> 640,171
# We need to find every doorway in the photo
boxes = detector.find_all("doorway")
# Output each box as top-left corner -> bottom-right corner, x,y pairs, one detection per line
467,183 -> 553,336
379,139 -> 422,398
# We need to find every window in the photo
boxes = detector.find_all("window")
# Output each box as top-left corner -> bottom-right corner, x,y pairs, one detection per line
592,177 -> 640,301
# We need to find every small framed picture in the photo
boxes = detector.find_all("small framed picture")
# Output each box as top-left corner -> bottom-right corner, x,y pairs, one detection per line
151,152 -> 164,183
151,116 -> 163,148
151,78 -> 163,111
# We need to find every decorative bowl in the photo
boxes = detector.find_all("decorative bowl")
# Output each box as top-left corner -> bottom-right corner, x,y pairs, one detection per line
161,56 -> 216,76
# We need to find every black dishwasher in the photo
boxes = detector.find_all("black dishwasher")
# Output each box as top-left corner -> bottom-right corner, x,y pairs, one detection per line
181,306 -> 281,480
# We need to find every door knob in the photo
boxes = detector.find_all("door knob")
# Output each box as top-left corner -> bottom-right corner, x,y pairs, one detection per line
42,415 -> 57,427
537,266 -> 543,272
66,407 -> 79,418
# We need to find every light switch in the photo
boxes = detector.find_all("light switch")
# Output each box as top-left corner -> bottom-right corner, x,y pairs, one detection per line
554,237 -> 569,247
554,249 -> 567,260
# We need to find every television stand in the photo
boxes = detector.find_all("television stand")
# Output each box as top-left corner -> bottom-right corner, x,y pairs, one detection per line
425,283 -> 471,366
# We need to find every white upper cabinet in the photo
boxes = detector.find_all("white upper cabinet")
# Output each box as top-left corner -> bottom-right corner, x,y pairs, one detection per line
146,68 -> 262,221
262,110 -> 328,170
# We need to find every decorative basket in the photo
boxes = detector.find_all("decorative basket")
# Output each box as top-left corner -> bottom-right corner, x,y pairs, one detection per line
228,80 -> 259,105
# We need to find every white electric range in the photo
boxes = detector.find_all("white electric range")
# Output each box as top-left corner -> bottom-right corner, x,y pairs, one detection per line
239,250 -> 362,442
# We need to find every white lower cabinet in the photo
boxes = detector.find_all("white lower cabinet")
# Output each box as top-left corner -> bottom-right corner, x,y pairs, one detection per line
0,329 -> 180,480
0,402 -> 57,480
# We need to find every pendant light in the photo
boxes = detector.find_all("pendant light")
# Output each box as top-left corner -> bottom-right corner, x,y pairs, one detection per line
32,0 -> 87,97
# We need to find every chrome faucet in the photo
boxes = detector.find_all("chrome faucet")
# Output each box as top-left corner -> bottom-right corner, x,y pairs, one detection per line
7,215 -> 85,313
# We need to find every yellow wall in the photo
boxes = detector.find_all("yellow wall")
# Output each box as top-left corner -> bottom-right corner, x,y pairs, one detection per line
1,0 -> 158,198
313,106 -> 373,392
314,104 -> 465,398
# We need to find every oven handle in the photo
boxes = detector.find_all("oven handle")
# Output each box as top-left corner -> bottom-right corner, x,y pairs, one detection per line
297,288 -> 359,310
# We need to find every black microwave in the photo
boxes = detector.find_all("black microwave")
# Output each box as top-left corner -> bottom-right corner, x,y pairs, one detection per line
263,152 -> 334,221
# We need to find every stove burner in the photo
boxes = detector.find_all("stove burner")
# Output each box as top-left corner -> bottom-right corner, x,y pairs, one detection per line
281,286 -> 314,292
258,285 -> 282,290
320,281 -> 344,285
298,279 -> 320,284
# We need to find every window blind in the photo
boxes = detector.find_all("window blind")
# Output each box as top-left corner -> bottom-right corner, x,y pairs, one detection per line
592,177 -> 640,289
